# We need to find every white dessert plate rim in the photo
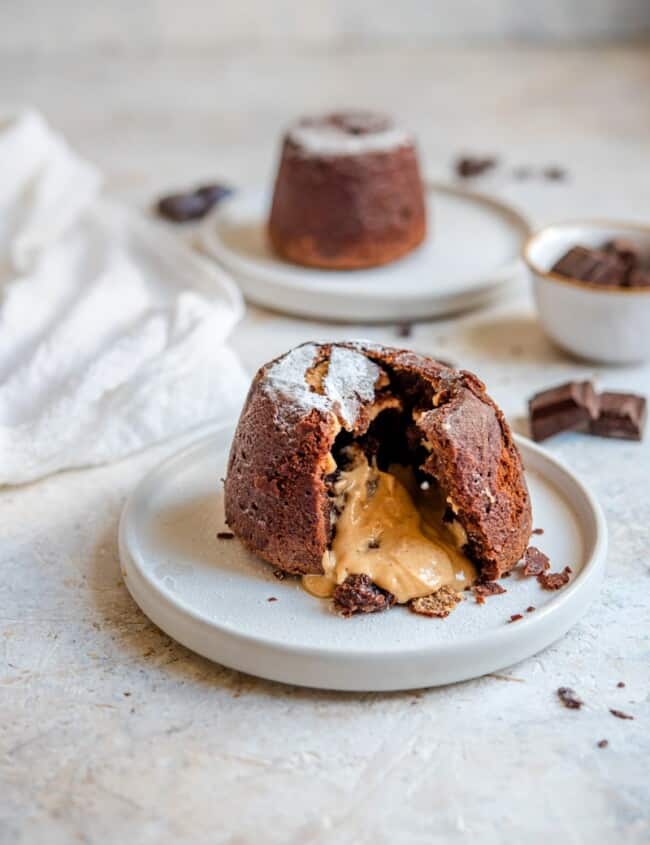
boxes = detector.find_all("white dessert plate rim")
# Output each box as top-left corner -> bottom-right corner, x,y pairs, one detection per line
119,423 -> 606,689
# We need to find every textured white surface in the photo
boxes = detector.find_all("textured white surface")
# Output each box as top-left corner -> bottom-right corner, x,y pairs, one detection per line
1,45 -> 650,845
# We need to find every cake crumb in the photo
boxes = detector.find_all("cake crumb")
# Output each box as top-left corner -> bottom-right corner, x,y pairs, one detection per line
532,528 -> 544,535
610,708 -> 634,720
272,569 -> 286,580
597,739 -> 609,749
410,586 -> 462,618
217,531 -> 234,540
267,597 -> 278,602
526,606 -> 535,613
473,581 -> 506,604
522,546 -> 550,576
334,574 -> 395,617
617,681 -> 625,688
558,687 -> 583,709
538,566 -> 572,591
508,613 -> 523,623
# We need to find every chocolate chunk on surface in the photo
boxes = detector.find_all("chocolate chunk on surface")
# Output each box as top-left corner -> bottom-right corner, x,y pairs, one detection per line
597,739 -> 609,748
558,687 -> 583,709
590,392 -> 646,441
529,381 -> 598,441
333,574 -> 395,617
610,708 -> 634,720
410,585 -> 462,618
157,192 -> 210,222
522,545 -> 550,576
455,156 -> 497,178
550,246 -> 628,286
508,613 -> 523,623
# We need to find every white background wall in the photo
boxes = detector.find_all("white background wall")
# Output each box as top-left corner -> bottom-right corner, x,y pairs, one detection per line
3,0 -> 650,53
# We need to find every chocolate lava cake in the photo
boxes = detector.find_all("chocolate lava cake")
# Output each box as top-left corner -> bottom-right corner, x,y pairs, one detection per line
224,343 -> 532,616
268,111 -> 427,270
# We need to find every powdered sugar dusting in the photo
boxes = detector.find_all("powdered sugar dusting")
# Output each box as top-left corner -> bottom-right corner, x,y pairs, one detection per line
324,346 -> 380,426
263,343 -> 381,428
287,123 -> 411,157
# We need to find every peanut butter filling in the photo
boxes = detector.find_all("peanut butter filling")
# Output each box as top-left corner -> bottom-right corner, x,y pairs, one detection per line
302,454 -> 477,603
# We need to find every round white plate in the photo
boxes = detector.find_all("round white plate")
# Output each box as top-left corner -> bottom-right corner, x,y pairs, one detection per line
200,184 -> 530,322
119,425 -> 606,691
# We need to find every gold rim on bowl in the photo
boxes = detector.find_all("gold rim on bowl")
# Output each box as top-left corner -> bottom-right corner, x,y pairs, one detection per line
522,219 -> 650,295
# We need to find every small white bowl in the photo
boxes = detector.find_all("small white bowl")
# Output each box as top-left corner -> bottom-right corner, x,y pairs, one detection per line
524,221 -> 650,364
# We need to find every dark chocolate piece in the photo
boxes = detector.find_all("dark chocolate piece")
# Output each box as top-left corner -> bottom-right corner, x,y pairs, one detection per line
473,581 -> 506,604
617,681 -> 626,688
557,687 -> 583,709
551,246 -> 628,286
604,238 -> 639,272
217,531 -> 234,540
590,392 -> 646,441
529,381 -> 598,441
333,574 -> 395,616
157,182 -> 233,222
628,268 -> 650,287
597,739 -> 609,749
455,156 -> 497,179
508,613 -> 523,623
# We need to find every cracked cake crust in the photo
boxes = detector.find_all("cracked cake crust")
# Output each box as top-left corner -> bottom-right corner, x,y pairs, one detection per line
224,341 -> 532,583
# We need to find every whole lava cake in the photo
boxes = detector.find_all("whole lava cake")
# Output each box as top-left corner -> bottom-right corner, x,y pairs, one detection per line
224,342 -> 532,616
268,111 -> 427,270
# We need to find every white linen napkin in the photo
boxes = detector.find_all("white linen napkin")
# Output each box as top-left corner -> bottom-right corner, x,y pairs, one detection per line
0,110 -> 248,485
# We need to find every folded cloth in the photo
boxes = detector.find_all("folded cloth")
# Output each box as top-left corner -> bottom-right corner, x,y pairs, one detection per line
0,110 -> 248,485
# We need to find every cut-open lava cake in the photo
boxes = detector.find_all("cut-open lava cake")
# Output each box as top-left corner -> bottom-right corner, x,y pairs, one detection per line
224,342 -> 532,617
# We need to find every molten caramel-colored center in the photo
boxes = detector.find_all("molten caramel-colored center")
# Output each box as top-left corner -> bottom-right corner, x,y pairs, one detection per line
302,457 -> 477,604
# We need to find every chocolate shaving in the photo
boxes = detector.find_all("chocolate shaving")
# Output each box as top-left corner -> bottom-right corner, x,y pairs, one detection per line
333,574 -> 395,617
557,687 -> 583,709
267,597 -> 278,602
410,586 -> 462,618
522,546 -> 550,577
538,566 -> 572,591
610,708 -> 634,720
508,613 -> 523,623
217,531 -> 234,540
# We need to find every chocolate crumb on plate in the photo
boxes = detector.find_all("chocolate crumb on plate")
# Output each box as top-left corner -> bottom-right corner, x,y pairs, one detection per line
543,165 -> 567,181
508,613 -> 523,623
455,156 -> 498,179
217,531 -> 234,540
526,606 -> 535,613
333,574 -> 395,617
396,322 -> 413,339
156,182 -> 233,222
267,597 -> 278,602
522,546 -> 550,577
532,528 -> 544,535
590,392 -> 646,442
529,380 -> 599,441
557,686 -> 584,709
410,585 -> 462,618
617,681 -> 626,688
597,739 -> 609,749
538,566 -> 572,591
473,581 -> 506,604
610,708 -> 634,720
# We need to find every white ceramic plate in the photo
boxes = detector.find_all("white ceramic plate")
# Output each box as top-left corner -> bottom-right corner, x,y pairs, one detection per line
119,424 -> 606,691
200,184 -> 530,322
